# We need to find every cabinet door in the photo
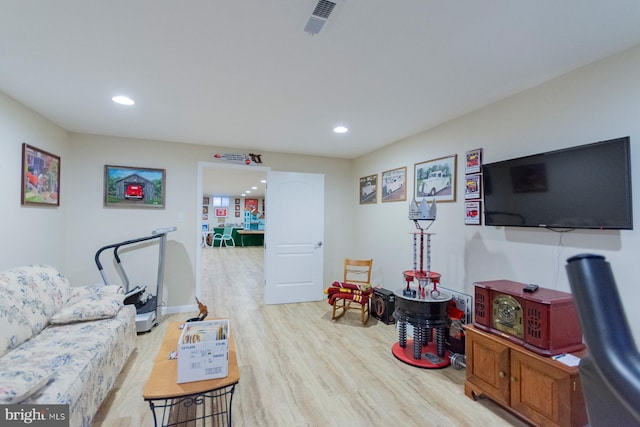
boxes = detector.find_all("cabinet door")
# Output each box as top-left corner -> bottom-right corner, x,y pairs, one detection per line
510,349 -> 572,426
466,328 -> 511,405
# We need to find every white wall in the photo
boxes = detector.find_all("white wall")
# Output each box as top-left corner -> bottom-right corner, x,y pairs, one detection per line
0,90 -> 353,312
63,134 -> 353,308
201,194 -> 265,229
0,92 -> 69,270
354,44 -> 640,343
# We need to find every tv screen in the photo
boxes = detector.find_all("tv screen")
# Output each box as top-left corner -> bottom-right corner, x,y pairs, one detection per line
482,137 -> 633,230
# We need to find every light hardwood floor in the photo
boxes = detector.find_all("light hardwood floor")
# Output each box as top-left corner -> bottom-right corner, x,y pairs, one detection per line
93,247 -> 527,426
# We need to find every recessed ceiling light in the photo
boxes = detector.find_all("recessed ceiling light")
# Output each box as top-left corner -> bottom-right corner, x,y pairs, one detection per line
261,180 -> 266,183
333,126 -> 348,133
112,95 -> 135,106
252,186 -> 257,190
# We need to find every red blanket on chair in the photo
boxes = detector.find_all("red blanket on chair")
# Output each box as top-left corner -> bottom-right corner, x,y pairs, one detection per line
325,281 -> 373,305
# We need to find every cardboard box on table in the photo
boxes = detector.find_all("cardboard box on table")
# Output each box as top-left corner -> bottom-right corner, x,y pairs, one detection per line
177,319 -> 230,384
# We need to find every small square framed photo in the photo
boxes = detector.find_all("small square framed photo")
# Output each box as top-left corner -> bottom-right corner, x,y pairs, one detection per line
465,148 -> 482,174
359,174 -> 377,204
464,174 -> 482,199
465,201 -> 482,225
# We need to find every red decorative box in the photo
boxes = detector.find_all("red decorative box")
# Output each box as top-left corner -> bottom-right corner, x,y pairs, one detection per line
473,280 -> 585,356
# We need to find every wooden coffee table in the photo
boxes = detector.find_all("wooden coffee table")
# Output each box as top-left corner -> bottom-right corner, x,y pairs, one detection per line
143,321 -> 240,426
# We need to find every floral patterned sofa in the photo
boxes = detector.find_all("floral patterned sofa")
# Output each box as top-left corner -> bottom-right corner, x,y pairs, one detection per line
0,265 -> 136,427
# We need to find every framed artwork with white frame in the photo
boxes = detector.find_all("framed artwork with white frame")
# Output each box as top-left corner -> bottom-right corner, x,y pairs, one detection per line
465,201 -> 481,225
465,174 -> 481,199
465,148 -> 482,174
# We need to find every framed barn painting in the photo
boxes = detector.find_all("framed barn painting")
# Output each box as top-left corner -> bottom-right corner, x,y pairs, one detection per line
21,143 -> 60,206
104,165 -> 166,208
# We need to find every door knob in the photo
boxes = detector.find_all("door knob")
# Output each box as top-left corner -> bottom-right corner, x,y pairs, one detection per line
315,241 -> 323,249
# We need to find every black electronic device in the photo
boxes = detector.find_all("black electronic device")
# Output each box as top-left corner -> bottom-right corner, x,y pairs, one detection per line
523,284 -> 539,293
482,136 -> 633,230
372,288 -> 396,324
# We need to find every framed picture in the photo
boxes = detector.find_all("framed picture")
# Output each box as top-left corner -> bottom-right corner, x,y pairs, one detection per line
203,196 -> 210,205
465,148 -> 482,174
245,198 -> 258,212
235,212 -> 240,217
104,165 -> 166,208
215,207 -> 228,217
381,167 -> 407,202
21,143 -> 60,206
465,201 -> 482,225
465,174 -> 482,199
203,206 -> 209,215
235,205 -> 240,211
359,174 -> 377,204
235,198 -> 240,204
415,154 -> 457,202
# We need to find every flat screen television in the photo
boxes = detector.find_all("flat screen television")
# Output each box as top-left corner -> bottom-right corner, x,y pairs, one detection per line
482,136 -> 633,230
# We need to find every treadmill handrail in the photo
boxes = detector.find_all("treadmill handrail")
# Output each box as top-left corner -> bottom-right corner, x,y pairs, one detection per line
94,234 -> 163,273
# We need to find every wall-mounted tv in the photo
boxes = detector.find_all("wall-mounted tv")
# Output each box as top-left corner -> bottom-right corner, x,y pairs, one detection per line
482,137 -> 633,230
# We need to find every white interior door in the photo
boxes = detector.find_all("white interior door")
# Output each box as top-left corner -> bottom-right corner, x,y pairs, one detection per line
264,171 -> 324,304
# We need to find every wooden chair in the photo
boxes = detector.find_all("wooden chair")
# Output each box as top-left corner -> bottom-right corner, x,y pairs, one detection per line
326,258 -> 374,324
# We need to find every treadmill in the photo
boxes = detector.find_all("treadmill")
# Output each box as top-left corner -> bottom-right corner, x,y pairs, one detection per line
94,226 -> 176,333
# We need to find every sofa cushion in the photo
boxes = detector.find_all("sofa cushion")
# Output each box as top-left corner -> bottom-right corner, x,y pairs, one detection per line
0,265 -> 71,357
0,366 -> 52,404
50,285 -> 124,324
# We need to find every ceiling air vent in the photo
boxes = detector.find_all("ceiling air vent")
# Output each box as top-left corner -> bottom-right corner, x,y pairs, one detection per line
304,0 -> 337,36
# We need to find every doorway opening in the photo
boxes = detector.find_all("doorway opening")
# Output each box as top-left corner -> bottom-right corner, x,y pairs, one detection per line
195,161 -> 269,302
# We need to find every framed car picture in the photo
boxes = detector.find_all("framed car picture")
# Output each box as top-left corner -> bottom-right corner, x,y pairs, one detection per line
359,174 -> 377,204
21,143 -> 60,206
381,167 -> 406,202
415,155 -> 457,202
465,148 -> 482,174
104,165 -> 165,209
465,174 -> 481,199
465,201 -> 481,225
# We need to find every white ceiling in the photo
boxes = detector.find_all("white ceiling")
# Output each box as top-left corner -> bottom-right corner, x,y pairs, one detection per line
203,167 -> 266,199
2,1 -> 640,163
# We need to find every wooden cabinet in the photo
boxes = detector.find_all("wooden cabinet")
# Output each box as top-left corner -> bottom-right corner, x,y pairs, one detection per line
464,325 -> 588,427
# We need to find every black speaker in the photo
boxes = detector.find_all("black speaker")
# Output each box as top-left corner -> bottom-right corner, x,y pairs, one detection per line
372,288 -> 395,324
